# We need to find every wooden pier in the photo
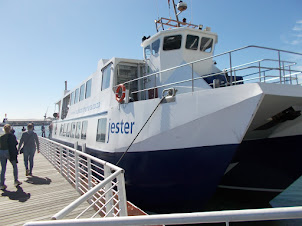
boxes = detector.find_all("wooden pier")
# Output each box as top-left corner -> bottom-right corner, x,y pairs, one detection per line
0,152 -> 95,225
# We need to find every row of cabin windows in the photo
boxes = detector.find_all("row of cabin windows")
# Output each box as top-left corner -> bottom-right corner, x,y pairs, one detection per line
68,63 -> 112,108
56,118 -> 108,143
58,121 -> 88,139
144,34 -> 214,59
70,79 -> 92,106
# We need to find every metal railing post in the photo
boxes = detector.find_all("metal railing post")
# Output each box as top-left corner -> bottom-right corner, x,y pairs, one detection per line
117,170 -> 128,216
191,63 -> 194,92
67,149 -> 70,182
278,50 -> 282,84
75,151 -> 79,192
59,146 -> 63,175
289,65 -> 292,84
104,165 -> 114,217
87,159 -> 92,190
258,61 -> 261,82
229,52 -> 233,85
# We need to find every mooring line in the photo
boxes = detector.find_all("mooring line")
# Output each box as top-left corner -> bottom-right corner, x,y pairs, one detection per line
116,96 -> 165,166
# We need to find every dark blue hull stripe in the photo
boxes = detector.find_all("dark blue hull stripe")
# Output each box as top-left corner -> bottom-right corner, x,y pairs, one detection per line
51,138 -> 238,212
221,134 -> 302,200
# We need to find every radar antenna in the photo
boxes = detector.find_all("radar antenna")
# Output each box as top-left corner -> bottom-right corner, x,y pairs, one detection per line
155,0 -> 199,32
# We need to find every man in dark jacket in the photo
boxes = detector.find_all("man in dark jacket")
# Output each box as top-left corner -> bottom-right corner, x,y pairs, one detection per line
0,124 -> 22,190
8,128 -> 22,186
18,123 -> 40,176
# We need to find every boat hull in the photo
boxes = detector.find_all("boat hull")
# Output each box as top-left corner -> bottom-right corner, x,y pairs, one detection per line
85,143 -> 238,213
220,134 -> 302,204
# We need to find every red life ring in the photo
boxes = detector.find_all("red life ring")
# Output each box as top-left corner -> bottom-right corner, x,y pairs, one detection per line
115,84 -> 126,103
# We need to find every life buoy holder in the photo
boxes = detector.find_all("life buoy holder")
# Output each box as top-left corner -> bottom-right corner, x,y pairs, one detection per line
115,84 -> 126,103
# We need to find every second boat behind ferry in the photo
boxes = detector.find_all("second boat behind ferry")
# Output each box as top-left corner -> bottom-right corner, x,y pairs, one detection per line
51,1 -> 302,212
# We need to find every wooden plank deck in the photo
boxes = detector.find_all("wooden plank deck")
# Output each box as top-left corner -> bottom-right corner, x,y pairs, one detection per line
0,152 -> 95,226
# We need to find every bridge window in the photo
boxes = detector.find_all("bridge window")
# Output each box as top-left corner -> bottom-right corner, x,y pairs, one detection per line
163,35 -> 182,51
144,45 -> 151,60
81,121 -> 88,140
79,84 -> 85,101
186,35 -> 199,50
54,124 -> 57,135
85,79 -> 92,99
96,118 -> 107,143
200,37 -> 213,53
102,64 -> 112,90
75,122 -> 81,139
152,39 -> 160,56
74,88 -> 79,104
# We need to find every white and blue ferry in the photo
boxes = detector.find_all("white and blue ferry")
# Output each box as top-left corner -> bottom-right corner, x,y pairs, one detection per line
51,1 -> 302,212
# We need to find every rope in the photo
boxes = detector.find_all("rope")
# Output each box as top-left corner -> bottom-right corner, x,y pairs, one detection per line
116,96 -> 166,166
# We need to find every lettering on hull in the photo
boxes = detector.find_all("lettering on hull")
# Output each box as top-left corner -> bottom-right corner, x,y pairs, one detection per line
107,120 -> 135,143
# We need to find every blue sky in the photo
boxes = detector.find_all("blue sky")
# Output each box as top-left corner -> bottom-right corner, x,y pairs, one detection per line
0,0 -> 301,119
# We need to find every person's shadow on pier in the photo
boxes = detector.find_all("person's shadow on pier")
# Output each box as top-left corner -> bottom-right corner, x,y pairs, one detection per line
1,186 -> 31,202
25,175 -> 52,185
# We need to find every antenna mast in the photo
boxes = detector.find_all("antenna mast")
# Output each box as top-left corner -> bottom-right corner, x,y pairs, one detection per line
154,1 -> 198,32
172,0 -> 180,27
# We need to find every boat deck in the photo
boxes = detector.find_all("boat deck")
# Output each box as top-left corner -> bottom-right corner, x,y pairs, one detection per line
0,152 -> 95,225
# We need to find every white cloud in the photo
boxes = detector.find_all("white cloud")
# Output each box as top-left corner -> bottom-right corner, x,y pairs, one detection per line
282,20 -> 302,46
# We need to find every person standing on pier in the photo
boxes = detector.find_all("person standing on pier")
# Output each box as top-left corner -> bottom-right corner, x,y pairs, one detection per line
0,124 -> 22,190
41,124 -> 45,137
18,123 -> 40,176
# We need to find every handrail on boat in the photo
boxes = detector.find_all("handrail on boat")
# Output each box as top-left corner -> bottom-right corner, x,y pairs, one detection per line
115,45 -> 302,100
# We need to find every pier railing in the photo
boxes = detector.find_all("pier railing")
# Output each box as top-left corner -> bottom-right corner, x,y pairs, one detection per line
38,137 -> 128,220
26,206 -> 302,225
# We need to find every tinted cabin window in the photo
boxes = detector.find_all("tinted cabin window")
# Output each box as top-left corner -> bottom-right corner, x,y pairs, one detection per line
96,118 -> 107,143
79,84 -> 85,101
70,92 -> 74,105
200,37 -> 213,53
186,35 -> 199,50
163,35 -> 182,51
85,79 -> 92,98
144,45 -> 151,60
152,39 -> 160,56
74,88 -> 79,103
66,123 -> 71,137
71,122 -> 76,138
63,123 -> 67,136
75,122 -> 81,139
59,124 -> 63,136
102,64 -> 112,90
81,121 -> 88,140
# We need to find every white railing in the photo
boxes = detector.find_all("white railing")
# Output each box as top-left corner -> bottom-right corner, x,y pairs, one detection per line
121,45 -> 302,100
38,137 -> 128,220
25,206 -> 302,225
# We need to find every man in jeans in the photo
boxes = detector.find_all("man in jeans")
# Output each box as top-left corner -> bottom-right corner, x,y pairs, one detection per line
18,123 -> 40,176
0,124 -> 22,189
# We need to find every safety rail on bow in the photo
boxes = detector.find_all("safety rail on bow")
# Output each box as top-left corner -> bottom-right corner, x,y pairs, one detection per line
38,137 -> 128,220
118,45 -> 302,99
